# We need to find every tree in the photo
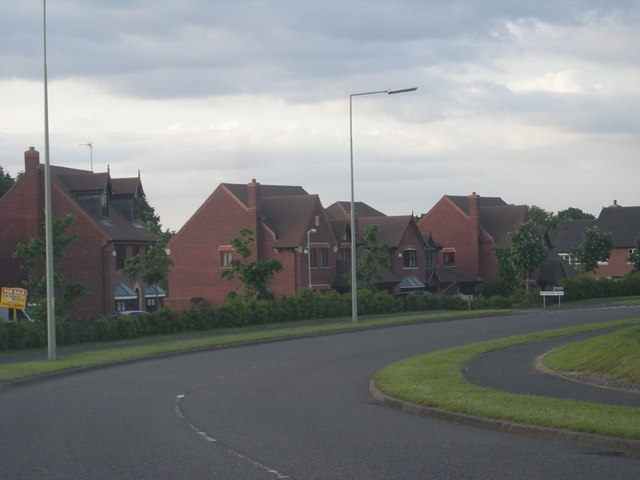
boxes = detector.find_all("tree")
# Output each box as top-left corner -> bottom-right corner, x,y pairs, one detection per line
571,226 -> 614,273
500,220 -> 547,293
123,228 -> 174,289
221,228 -> 283,301
628,234 -> 640,273
123,196 -> 174,289
345,224 -> 390,292
527,205 -> 596,237
0,165 -> 15,198
12,214 -> 89,320
528,205 -> 555,233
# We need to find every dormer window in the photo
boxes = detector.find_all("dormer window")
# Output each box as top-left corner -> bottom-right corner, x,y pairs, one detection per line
101,192 -> 109,217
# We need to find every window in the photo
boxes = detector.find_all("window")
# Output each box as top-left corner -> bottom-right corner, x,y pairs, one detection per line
115,245 -> 127,270
221,251 -> 233,267
403,249 -> 417,268
318,248 -> 328,267
425,250 -> 434,268
443,251 -> 455,266
628,248 -> 637,263
338,249 -> 350,261
101,192 -> 109,218
310,248 -> 328,268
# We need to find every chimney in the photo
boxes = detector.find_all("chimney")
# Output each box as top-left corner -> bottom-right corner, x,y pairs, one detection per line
24,146 -> 39,172
247,179 -> 261,258
247,178 -> 261,211
468,192 -> 479,219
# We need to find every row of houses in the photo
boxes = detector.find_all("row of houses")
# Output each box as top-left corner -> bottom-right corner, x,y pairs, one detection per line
1,147 -> 638,319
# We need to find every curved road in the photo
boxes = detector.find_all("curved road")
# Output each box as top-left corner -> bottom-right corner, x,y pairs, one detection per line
2,305 -> 640,479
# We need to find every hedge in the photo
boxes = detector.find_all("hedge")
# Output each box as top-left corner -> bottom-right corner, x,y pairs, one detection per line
2,274 -> 639,352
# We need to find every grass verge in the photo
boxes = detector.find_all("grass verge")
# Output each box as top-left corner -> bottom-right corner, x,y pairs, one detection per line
543,325 -> 640,384
373,318 -> 640,439
0,309 -> 502,384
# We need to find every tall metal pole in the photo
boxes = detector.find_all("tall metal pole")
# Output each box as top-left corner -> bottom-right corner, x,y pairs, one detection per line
307,228 -> 316,289
349,87 -> 417,323
43,0 -> 56,360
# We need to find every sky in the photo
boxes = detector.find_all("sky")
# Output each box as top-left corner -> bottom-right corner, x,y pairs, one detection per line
1,1 -> 638,232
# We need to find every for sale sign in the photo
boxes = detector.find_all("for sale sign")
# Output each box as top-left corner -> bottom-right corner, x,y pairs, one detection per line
1,287 -> 28,309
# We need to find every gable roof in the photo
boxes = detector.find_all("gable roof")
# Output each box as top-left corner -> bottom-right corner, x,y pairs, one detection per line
553,205 -> 640,249
223,182 -> 308,207
49,165 -> 154,244
325,201 -> 386,220
445,195 -> 507,215
261,194 -> 326,248
358,215 -> 416,248
596,205 -> 640,247
479,205 -> 530,248
551,219 -> 596,252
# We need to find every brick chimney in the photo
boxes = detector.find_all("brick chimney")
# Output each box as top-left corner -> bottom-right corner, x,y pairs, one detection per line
247,179 -> 261,258
24,146 -> 40,172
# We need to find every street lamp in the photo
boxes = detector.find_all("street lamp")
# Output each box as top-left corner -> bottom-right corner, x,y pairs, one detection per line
307,228 -> 316,289
349,87 -> 417,323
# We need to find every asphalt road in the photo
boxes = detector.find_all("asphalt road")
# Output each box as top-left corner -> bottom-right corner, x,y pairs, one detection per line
1,305 -> 640,479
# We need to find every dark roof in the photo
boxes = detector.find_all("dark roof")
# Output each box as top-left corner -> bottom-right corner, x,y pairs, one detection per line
58,172 -> 111,194
325,201 -> 386,220
357,216 -> 414,247
537,251 -> 578,285
596,206 -> 640,247
112,177 -> 144,197
480,205 -> 530,248
426,266 -> 484,286
446,195 -> 507,215
223,183 -> 308,207
48,165 -> 155,244
551,219 -> 596,252
552,204 -> 640,250
261,194 -> 323,248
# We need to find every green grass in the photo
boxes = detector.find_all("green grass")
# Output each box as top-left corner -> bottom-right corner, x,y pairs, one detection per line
543,326 -> 640,384
373,318 -> 640,439
0,309 -> 502,383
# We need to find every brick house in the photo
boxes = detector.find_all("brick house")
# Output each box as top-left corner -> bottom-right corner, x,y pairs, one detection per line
166,181 -> 435,308
553,201 -> 640,278
417,193 -> 532,286
326,201 -> 430,293
166,180 -> 338,308
0,147 -> 160,319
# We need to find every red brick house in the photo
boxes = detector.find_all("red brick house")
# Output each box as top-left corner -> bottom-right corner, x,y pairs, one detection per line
0,147 -> 160,319
553,201 -> 640,278
417,193 -> 531,285
166,181 -> 436,308
326,201 -> 430,293
166,180 -> 339,308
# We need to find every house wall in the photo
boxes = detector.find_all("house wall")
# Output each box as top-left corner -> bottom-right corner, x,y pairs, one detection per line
0,148 -> 110,319
588,248 -> 633,278
389,223 -> 428,292
167,186 -> 255,308
417,196 -> 481,277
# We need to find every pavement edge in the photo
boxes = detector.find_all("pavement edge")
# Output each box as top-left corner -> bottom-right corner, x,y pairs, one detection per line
369,379 -> 640,457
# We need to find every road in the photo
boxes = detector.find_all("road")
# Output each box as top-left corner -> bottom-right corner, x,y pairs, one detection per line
1,305 -> 640,479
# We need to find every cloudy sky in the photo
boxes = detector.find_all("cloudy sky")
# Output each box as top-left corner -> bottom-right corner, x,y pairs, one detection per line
1,1 -> 638,231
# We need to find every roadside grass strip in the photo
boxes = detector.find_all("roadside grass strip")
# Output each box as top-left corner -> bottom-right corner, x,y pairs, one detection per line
373,319 -> 640,440
0,310 -> 502,384
543,325 -> 640,384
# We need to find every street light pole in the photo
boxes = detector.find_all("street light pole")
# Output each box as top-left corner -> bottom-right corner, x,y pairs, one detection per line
349,87 -> 417,323
307,228 -> 316,289
43,0 -> 56,360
